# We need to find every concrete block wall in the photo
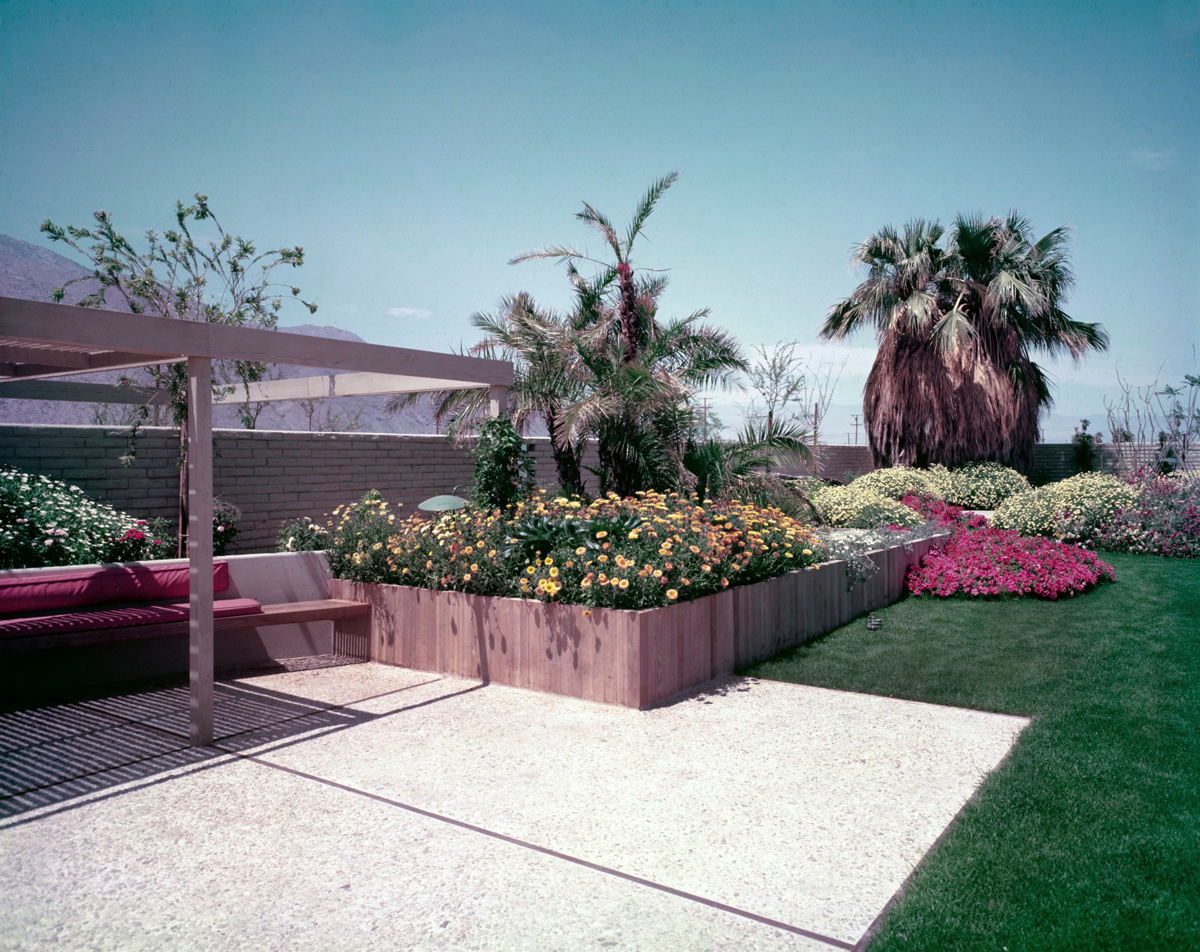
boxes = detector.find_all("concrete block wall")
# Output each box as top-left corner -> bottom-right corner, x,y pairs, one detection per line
0,425 -> 599,554
2,423 -> 1158,554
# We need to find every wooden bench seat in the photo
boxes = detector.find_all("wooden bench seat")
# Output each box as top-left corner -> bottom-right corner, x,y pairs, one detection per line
0,598 -> 371,653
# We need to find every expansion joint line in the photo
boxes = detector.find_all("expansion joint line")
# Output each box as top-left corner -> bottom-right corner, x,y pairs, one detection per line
220,746 -> 856,950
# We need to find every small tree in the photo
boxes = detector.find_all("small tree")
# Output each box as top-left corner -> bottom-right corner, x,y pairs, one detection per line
740,342 -> 845,472
41,195 -> 316,553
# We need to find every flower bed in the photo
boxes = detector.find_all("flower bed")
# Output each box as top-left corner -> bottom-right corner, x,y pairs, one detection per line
907,527 -> 1114,600
331,533 -> 945,708
325,489 -> 826,608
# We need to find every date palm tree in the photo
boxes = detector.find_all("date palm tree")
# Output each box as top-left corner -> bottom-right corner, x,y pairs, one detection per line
514,174 -> 746,496
821,213 -> 1109,471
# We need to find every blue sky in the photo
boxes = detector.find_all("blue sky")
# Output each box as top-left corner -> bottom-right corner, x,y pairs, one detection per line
2,0 -> 1196,440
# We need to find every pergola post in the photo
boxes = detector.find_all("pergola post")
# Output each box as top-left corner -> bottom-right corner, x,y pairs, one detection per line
187,356 -> 214,746
489,384 -> 507,417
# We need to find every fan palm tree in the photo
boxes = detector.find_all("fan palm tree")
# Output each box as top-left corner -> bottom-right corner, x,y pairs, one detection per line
821,213 -> 1109,471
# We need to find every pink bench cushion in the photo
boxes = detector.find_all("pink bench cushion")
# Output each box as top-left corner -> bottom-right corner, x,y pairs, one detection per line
0,597 -> 263,637
0,562 -> 230,616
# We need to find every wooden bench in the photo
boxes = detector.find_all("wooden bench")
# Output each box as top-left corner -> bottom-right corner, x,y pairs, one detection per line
0,598 -> 372,653
0,560 -> 371,655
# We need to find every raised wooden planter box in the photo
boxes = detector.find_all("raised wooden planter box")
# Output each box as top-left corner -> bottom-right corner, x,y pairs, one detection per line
330,534 -> 945,709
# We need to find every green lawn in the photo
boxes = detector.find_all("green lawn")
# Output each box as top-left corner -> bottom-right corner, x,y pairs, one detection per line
743,553 -> 1200,951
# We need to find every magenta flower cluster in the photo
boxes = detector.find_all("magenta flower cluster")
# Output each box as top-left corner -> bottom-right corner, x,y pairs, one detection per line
900,492 -> 989,530
907,526 -> 1115,600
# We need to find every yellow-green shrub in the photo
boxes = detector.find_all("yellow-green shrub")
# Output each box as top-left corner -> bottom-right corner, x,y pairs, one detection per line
992,472 -> 1137,542
812,484 -> 925,529
851,467 -> 939,500
930,462 -> 1031,509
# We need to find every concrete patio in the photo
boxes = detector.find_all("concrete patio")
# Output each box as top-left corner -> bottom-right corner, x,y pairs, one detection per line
0,663 -> 1027,951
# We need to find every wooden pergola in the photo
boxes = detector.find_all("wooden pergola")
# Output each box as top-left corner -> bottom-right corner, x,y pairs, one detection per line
0,296 -> 512,745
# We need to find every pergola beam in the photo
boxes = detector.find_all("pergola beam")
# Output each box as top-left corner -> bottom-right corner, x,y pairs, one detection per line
212,371 -> 492,405
0,380 -> 172,405
0,296 -> 513,385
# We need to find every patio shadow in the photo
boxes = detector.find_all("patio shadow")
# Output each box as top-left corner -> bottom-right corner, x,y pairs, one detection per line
0,673 -> 470,822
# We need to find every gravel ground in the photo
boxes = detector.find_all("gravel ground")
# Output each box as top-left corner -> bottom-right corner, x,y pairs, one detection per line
0,663 -> 1027,951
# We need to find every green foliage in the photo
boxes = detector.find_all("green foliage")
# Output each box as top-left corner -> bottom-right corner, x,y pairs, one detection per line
684,417 -> 812,503
811,483 -> 925,529
1071,418 -> 1100,473
0,468 -> 171,568
992,472 -> 1137,543
212,499 -> 241,556
851,467 -> 939,500
472,416 -> 536,510
277,516 -> 332,552
927,461 -> 1031,509
499,510 -> 643,561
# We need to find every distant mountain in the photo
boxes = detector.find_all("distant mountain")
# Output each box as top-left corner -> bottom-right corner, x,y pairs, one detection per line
0,234 -> 441,433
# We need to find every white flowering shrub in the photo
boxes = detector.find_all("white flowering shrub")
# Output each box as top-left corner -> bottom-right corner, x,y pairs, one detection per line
851,467 -> 940,500
0,468 -> 171,569
277,515 -> 331,552
927,462 -> 1031,509
992,472 -> 1137,543
812,483 -> 925,529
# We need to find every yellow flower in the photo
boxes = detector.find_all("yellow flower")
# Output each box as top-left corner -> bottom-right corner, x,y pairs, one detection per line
425,560 -> 433,569
666,589 -> 679,600
549,567 -> 559,578
582,609 -> 592,616
463,573 -> 472,581
619,579 -> 629,590
402,567 -> 409,575
544,557 -> 553,566
802,549 -> 812,556
373,542 -> 383,551
576,546 -> 586,555
527,565 -> 536,574
597,554 -> 608,562
471,563 -> 479,572
595,530 -> 608,539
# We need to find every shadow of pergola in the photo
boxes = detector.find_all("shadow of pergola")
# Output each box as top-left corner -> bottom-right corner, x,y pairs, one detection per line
0,673 -> 476,823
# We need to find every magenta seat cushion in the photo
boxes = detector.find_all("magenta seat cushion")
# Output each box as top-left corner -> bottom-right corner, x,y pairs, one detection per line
0,561 -> 230,615
0,597 -> 263,637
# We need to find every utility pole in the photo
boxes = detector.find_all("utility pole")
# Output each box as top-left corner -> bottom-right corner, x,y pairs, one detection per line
698,398 -> 711,440
852,414 -> 860,446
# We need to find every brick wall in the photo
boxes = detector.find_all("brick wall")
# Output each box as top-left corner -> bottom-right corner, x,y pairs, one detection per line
1,424 -> 1157,554
0,425 -> 598,554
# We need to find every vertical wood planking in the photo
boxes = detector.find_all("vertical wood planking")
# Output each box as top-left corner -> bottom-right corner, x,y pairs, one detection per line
326,535 -> 945,709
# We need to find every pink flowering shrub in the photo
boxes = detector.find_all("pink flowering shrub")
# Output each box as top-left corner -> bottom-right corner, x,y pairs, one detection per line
1091,476 -> 1200,558
908,527 -> 1115,600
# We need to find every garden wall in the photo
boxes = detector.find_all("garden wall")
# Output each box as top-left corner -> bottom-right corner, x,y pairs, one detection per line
0,424 -> 598,554
0,423 -> 1152,554
329,534 -> 945,709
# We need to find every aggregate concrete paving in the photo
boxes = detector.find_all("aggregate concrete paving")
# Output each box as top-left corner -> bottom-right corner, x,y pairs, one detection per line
0,663 -> 1028,951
